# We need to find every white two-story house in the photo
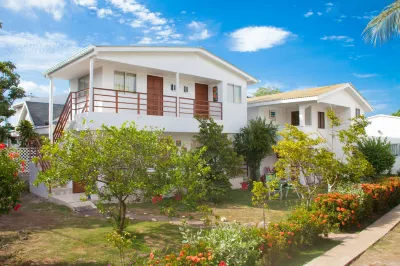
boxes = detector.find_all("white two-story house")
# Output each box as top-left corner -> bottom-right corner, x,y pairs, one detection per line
247,83 -> 374,176
35,45 -> 257,196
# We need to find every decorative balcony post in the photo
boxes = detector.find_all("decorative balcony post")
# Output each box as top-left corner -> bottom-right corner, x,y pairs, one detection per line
89,57 -> 94,112
49,76 -> 54,143
176,72 -> 180,117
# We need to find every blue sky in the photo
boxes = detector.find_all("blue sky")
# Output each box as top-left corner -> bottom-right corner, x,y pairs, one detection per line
0,0 -> 399,115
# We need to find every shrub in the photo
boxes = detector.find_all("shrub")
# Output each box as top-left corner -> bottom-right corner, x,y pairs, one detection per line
361,177 -> 400,212
358,137 -> 395,176
0,144 -> 25,214
311,192 -> 369,231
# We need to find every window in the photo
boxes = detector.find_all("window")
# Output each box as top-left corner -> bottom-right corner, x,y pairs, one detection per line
183,86 -> 189,93
170,84 -> 176,91
355,108 -> 361,117
227,84 -> 242,103
269,110 -> 276,120
78,75 -> 89,96
114,71 -> 136,92
391,144 -> 400,156
318,112 -> 325,129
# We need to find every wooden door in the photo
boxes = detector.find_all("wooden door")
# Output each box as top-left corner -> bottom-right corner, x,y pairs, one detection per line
195,83 -> 209,118
291,111 -> 300,126
73,181 -> 85,193
147,75 -> 163,116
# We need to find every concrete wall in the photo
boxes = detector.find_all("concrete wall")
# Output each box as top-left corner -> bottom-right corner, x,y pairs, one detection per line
29,163 -> 49,198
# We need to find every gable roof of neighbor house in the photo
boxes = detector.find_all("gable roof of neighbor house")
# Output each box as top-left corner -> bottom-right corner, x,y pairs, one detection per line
247,83 -> 373,112
42,45 -> 258,84
25,102 -> 64,127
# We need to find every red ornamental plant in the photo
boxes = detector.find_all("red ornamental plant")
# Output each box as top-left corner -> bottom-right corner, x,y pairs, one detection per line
0,144 -> 25,214
362,177 -> 400,212
152,195 -> 163,204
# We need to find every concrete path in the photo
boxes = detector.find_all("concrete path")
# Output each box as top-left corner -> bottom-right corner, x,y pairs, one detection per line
305,204 -> 400,266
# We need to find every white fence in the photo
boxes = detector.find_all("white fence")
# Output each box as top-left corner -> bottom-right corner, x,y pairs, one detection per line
15,147 -> 38,173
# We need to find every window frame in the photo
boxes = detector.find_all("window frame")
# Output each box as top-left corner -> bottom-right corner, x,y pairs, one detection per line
114,71 -> 137,93
78,75 -> 89,97
355,108 -> 361,118
227,83 -> 242,104
318,111 -> 325,129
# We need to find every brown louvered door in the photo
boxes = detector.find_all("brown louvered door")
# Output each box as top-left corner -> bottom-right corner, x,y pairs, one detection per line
147,75 -> 163,116
195,83 -> 209,118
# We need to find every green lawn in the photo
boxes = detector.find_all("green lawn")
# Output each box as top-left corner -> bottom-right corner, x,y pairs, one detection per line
0,190 -> 328,265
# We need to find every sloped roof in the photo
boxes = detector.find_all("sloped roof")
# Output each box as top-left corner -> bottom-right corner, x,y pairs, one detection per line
25,102 -> 64,127
248,83 -> 346,104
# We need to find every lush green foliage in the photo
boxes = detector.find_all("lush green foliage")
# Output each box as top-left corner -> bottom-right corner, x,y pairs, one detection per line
252,87 -> 282,97
194,118 -> 243,201
0,144 -> 25,214
35,122 -> 209,233
358,137 -> 396,176
0,61 -> 27,142
251,180 -> 280,229
234,118 -> 278,182
16,119 -> 39,147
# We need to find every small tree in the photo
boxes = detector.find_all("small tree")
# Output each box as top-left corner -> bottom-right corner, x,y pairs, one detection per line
0,144 -> 25,215
392,109 -> 400,117
273,125 -> 331,206
358,137 -> 396,176
0,61 -> 26,142
16,120 -> 39,147
251,179 -> 279,229
194,118 -> 243,201
234,117 -> 278,183
253,86 -> 282,97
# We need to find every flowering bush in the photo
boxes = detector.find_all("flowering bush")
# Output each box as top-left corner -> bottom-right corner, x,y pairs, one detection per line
311,192 -> 369,231
0,144 -> 25,214
362,177 -> 400,212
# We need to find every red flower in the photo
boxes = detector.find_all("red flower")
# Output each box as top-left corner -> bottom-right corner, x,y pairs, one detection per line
149,252 -> 155,260
219,261 -> 227,266
0,143 -> 6,150
13,204 -> 21,211
267,243 -> 273,248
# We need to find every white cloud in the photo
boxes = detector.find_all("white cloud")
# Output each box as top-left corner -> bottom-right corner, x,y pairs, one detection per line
349,54 -> 373,60
188,21 -> 211,40
321,35 -> 354,46
0,30 -> 82,71
109,0 -> 167,26
304,10 -> 314,18
0,0 -> 65,20
352,11 -> 378,20
97,8 -> 113,18
353,73 -> 378,78
325,2 -> 333,13
74,0 -> 97,9
137,36 -> 152,44
317,12 -> 323,16
20,80 -> 50,93
229,26 -> 292,52
180,10 -> 186,14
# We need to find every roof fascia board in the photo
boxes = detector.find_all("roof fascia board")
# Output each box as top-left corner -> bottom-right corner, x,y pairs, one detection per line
248,97 -> 318,107
42,45 -> 96,77
317,83 -> 374,112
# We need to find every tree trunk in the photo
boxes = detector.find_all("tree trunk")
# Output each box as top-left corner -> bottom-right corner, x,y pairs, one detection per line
118,199 -> 127,234
249,163 -> 260,183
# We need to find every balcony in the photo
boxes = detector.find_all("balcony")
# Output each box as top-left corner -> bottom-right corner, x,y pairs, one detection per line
54,88 -> 223,141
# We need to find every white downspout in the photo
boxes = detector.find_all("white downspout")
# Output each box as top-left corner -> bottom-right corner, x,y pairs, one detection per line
49,76 -> 54,143
89,57 -> 94,112
176,72 -> 180,117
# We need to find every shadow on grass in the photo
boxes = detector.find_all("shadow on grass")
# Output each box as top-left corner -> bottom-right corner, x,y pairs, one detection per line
280,238 -> 341,266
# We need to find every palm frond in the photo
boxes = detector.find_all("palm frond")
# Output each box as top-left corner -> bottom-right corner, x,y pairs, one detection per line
363,0 -> 400,46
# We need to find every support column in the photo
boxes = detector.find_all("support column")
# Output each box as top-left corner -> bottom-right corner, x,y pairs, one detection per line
176,72 -> 180,117
299,104 -> 306,127
89,57 -> 94,112
49,77 -> 54,143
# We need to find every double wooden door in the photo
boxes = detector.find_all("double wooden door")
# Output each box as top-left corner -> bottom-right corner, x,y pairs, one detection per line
147,75 -> 163,116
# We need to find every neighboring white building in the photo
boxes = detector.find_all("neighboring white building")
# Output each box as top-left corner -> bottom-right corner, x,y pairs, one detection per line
366,115 -> 400,174
38,45 -> 257,195
247,83 -> 374,176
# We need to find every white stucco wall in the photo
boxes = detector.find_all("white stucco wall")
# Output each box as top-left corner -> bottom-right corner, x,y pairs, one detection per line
367,115 -> 400,174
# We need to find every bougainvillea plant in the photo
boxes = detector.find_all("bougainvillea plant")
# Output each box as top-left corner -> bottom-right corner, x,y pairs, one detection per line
0,143 -> 25,214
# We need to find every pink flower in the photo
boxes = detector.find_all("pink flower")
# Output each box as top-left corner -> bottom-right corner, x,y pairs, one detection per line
219,261 -> 227,266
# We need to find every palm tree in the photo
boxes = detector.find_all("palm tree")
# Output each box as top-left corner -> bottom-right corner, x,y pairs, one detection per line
16,120 -> 38,147
363,0 -> 400,45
